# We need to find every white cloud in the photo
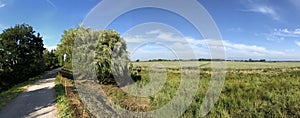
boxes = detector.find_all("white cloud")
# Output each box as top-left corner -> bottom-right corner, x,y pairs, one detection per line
124,36 -> 146,43
0,24 -> 7,31
0,24 -> 4,29
124,29 -> 186,43
265,28 -> 300,41
222,40 -> 284,55
296,41 -> 300,47
146,29 -> 161,35
227,27 -> 243,32
0,0 -> 6,8
45,45 -> 57,51
241,1 -> 280,21
0,3 -> 5,8
124,30 -> 285,60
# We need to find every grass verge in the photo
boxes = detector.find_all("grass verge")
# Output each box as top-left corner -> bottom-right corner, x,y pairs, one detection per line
56,72 -> 93,118
0,71 -> 48,110
55,77 -> 73,118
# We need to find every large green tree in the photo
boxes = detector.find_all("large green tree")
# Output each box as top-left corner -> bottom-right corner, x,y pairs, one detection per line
0,24 -> 45,91
94,30 -> 130,84
59,25 -> 131,85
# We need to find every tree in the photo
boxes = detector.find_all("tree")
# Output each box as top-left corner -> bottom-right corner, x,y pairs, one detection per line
64,26 -> 130,84
58,25 -> 132,85
0,24 -> 45,91
43,49 -> 59,69
56,27 -> 78,69
94,30 -> 130,84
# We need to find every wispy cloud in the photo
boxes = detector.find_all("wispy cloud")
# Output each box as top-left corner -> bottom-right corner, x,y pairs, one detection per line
227,27 -> 243,32
265,28 -> 300,41
0,3 -> 6,8
46,0 -> 56,8
124,30 -> 285,60
295,41 -> 300,47
222,40 -> 284,56
241,1 -> 280,21
0,24 -> 7,31
124,29 -> 186,43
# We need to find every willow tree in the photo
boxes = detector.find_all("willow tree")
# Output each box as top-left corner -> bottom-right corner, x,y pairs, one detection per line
70,26 -> 131,85
94,30 -> 131,84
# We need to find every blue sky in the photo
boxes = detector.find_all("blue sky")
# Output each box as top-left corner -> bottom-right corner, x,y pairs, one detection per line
0,0 -> 299,61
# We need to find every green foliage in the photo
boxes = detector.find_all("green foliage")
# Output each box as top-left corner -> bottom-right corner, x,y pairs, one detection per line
95,30 -> 130,84
54,77 -> 73,118
72,25 -> 98,75
56,27 -> 78,69
60,25 -> 131,85
112,62 -> 300,117
43,50 -> 59,70
0,24 -> 47,92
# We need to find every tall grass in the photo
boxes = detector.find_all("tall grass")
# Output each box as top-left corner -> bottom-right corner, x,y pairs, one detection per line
101,65 -> 300,117
63,62 -> 300,117
183,68 -> 300,117
55,77 -> 73,118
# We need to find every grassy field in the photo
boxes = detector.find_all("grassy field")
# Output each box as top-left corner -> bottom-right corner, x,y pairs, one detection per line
133,61 -> 300,69
121,61 -> 300,117
64,61 -> 300,117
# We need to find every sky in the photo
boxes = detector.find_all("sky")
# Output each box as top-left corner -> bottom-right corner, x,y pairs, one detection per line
0,0 -> 299,61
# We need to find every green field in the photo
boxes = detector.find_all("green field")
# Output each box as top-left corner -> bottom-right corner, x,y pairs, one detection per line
69,61 -> 300,117
100,61 -> 300,117
133,61 -> 300,69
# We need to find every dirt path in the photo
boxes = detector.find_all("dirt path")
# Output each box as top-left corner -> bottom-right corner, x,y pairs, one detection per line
0,68 -> 60,118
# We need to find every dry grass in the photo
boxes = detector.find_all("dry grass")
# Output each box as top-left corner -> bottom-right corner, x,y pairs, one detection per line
56,73 -> 94,118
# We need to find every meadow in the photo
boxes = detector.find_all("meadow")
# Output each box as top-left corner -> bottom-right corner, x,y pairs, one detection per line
60,61 -> 300,117
103,61 -> 300,117
133,61 -> 300,69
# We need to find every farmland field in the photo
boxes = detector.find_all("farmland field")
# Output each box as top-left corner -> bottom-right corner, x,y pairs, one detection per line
73,61 -> 300,117
133,61 -> 300,69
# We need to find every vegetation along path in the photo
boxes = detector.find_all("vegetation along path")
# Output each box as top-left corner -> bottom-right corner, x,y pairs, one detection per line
0,68 -> 60,118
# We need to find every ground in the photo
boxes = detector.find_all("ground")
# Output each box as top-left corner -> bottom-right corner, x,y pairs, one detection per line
0,68 -> 59,118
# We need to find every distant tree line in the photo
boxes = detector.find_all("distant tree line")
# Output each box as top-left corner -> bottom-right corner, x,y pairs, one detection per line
0,24 -> 59,92
140,58 -> 226,62
227,58 -> 266,62
137,58 -> 266,62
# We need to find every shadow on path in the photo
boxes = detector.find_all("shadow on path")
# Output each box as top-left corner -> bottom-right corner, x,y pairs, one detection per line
0,68 -> 60,118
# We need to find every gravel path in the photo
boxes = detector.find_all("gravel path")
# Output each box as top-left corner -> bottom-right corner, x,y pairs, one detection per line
0,68 -> 60,118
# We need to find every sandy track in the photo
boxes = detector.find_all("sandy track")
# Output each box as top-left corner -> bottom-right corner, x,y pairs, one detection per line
0,68 -> 60,118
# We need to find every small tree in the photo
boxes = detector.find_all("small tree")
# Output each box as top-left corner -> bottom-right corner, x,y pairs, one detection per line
56,27 -> 78,69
